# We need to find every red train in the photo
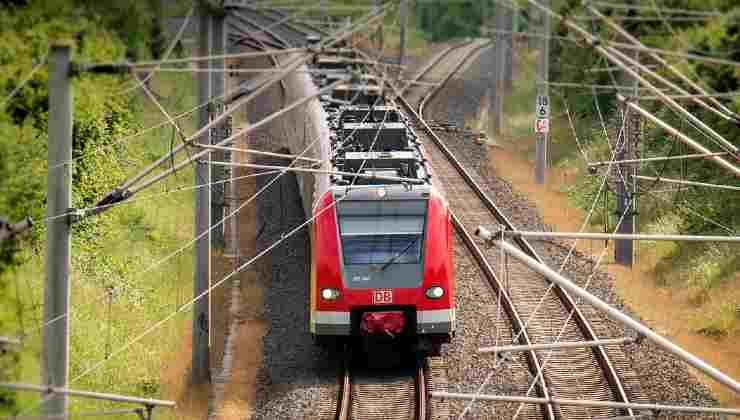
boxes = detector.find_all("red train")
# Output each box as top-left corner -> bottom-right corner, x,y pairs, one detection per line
308,67 -> 455,356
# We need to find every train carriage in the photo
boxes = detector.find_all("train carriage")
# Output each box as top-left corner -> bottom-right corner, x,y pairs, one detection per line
307,66 -> 455,355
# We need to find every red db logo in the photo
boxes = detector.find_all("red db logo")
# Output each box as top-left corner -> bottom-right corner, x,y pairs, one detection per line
372,289 -> 393,304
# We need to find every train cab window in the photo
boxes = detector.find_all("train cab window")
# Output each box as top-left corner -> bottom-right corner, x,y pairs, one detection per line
336,199 -> 428,289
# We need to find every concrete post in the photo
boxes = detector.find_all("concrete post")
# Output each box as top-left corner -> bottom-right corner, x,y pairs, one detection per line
43,44 -> 73,418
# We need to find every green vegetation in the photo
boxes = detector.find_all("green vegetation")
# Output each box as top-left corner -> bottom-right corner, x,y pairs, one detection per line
1,1 -> 196,417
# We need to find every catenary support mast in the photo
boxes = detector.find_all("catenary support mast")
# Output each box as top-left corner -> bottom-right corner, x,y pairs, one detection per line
43,43 -> 73,418
193,1 -> 213,384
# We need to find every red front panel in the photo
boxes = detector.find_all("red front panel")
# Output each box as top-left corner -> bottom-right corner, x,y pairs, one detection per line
313,189 -> 454,314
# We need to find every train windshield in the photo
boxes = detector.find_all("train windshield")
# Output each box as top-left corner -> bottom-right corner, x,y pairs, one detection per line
336,199 -> 427,289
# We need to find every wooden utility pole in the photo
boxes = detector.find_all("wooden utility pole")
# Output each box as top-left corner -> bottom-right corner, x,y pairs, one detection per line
534,0 -> 550,184
193,3 -> 212,384
43,43 -> 73,418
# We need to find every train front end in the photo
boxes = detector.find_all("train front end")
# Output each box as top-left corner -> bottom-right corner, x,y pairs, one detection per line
311,184 -> 454,355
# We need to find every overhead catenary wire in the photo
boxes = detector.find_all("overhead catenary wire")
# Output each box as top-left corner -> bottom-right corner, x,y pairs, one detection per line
121,76 -> 348,198
546,81 -> 664,92
522,0 -> 740,397
119,3 -> 196,94
572,15 -> 714,22
587,8 -> 736,123
588,151 -> 731,167
102,4 -> 390,202
619,96 -> 740,177
0,54 -> 48,109
525,0 -> 740,163
639,91 -> 740,100
633,175 -> 740,192
51,17 -> 398,389
17,8 -> 388,418
29,78 -> 384,337
486,23 -> 740,73
21,17 -> 389,393
89,50 -> 307,70
640,186 -> 737,234
49,68 -> 268,172
507,104 -> 631,349
510,200 -> 635,419
589,3 -> 738,119
68,72 -> 396,390
589,1 -> 722,17
68,90 -> 397,388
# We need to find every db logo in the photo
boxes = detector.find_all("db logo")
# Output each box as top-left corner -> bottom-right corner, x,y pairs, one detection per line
372,289 -> 393,304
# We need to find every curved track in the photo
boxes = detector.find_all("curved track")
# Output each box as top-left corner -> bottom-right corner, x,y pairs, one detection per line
394,41 -> 636,419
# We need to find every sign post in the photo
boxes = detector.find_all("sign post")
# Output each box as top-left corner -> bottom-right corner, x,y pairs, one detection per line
535,94 -> 550,135
535,0 -> 551,185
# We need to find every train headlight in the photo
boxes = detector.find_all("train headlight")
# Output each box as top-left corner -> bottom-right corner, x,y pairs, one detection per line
321,288 -> 341,300
425,286 -> 444,299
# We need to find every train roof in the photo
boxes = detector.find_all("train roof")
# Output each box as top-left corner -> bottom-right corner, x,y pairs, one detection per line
325,100 -> 431,190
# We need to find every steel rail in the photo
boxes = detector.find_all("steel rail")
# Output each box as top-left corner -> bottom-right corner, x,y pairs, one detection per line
238,4 -> 328,39
415,362 -> 427,420
230,10 -> 292,48
452,212 -> 556,420
417,40 -> 491,117
337,360 -> 352,420
398,41 -> 472,95
227,24 -> 285,50
397,41 -> 634,417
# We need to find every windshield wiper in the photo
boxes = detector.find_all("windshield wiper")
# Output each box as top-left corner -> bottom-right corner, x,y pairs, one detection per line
380,236 -> 421,271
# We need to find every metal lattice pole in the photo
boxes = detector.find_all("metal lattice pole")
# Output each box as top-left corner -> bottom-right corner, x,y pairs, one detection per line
615,50 -> 639,266
211,11 -> 227,248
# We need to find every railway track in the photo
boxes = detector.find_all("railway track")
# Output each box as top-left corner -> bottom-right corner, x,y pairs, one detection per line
392,41 -> 638,419
230,9 -> 638,418
336,356 -> 427,420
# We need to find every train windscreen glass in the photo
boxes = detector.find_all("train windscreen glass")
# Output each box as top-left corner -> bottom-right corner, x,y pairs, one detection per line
337,199 -> 427,289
